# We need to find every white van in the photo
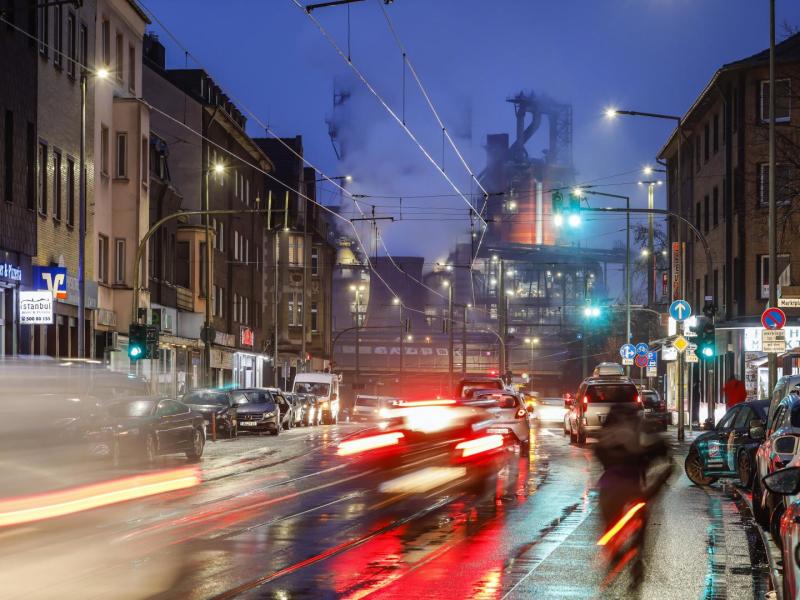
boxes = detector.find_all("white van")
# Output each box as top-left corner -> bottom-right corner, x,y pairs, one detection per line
292,372 -> 341,424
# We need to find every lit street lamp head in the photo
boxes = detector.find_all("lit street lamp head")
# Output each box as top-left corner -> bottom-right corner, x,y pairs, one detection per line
96,67 -> 110,80
213,163 -> 225,175
604,107 -> 618,119
392,297 -> 400,305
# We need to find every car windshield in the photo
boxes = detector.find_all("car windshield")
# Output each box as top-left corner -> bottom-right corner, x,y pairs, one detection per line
182,391 -> 229,406
356,397 -> 379,407
294,382 -> 330,396
586,384 -> 638,403
107,400 -> 156,418
240,390 -> 273,404
641,393 -> 660,408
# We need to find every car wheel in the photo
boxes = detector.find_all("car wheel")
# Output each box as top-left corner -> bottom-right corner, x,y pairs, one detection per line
770,502 -> 785,548
186,428 -> 204,462
577,429 -> 586,446
569,423 -> 577,444
563,419 -> 569,435
684,448 -> 717,486
737,451 -> 754,488
143,433 -> 157,466
752,476 -> 770,527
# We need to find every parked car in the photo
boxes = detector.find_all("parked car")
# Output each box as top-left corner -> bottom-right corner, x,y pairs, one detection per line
683,400 -> 769,487
455,377 -> 506,400
470,390 -> 531,449
181,389 -> 238,438
566,375 -> 641,445
233,388 -> 282,435
760,466 -> 800,599
640,389 -> 669,432
103,398 -> 205,465
769,374 -> 800,427
283,392 -> 303,428
753,392 -> 800,537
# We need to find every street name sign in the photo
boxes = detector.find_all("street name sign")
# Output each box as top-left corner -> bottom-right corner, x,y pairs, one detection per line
779,286 -> 800,308
779,298 -> 800,308
669,300 -> 691,322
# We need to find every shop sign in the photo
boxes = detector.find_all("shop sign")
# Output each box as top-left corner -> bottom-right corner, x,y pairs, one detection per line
32,266 -> 67,299
0,262 -> 23,283
62,276 -> 98,309
671,242 -> 682,300
214,331 -> 236,347
210,348 -> 234,370
19,291 -> 53,324
240,326 -> 254,347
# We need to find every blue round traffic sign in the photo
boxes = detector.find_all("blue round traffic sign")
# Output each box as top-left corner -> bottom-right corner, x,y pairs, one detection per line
762,307 -> 787,330
619,344 -> 636,360
669,300 -> 692,322
635,343 -> 649,357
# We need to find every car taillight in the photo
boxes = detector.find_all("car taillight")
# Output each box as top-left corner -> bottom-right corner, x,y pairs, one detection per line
635,395 -> 642,405
455,434 -> 504,458
337,431 -> 404,456
516,408 -> 527,419
583,395 -> 589,408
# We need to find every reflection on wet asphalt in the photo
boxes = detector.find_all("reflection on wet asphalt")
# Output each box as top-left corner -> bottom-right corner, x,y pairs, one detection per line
0,424 -> 772,599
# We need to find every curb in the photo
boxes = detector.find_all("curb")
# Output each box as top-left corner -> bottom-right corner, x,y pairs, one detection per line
727,483 -> 783,600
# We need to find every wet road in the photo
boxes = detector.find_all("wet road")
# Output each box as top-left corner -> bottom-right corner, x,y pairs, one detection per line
0,422 -> 772,599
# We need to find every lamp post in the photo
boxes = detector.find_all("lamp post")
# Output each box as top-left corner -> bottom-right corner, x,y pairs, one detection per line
524,337 -> 539,387
639,177 -> 665,306
605,107 -> 686,439
350,284 -> 365,390
78,66 -> 108,359
443,279 -> 453,391
203,162 -> 226,386
393,296 -> 404,390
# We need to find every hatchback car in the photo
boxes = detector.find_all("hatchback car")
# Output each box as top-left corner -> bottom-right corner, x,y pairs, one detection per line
233,388 -> 281,435
683,400 -> 769,487
640,389 -> 669,432
760,466 -> 800,600
455,377 -> 506,400
753,393 -> 800,536
566,376 -> 640,445
470,390 -> 531,449
181,389 -> 238,438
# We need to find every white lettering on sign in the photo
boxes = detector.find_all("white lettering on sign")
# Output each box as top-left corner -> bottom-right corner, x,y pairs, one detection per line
19,291 -> 53,324
0,263 -> 22,282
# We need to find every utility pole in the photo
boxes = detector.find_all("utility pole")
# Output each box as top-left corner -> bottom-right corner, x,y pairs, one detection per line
447,281 -> 454,391
647,181 -> 656,307
78,71 -> 87,359
462,305 -> 467,376
768,0 -> 778,395
498,259 -> 507,377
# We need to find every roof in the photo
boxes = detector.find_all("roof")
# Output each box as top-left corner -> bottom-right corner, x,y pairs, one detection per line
127,1 -> 151,25
659,31 -> 800,158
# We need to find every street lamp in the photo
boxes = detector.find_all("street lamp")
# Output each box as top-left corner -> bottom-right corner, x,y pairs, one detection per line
202,161 -> 226,385
524,337 -> 539,386
77,66 -> 109,359
442,277 -> 454,390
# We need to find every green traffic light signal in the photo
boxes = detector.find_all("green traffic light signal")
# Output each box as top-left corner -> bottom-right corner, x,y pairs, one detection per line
552,191 -> 581,228
128,344 -> 144,359
701,345 -> 714,358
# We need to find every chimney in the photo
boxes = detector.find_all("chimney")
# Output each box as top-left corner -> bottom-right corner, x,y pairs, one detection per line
143,33 -> 165,69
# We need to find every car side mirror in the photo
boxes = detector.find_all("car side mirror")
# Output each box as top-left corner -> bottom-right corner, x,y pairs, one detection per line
763,467 -> 800,496
749,419 -> 766,441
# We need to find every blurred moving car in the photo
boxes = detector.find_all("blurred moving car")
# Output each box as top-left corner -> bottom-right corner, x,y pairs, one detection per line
103,398 -> 206,465
566,372 -> 641,445
470,390 -> 531,449
753,392 -> 800,536
181,389 -> 238,438
352,395 -> 399,422
640,389 -> 669,432
683,400 -> 768,487
455,376 -> 506,400
533,397 -> 568,425
760,466 -> 800,599
293,373 -> 340,424
301,394 -> 321,426
233,388 -> 282,435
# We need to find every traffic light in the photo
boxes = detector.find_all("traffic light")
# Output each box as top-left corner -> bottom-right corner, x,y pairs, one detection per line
583,305 -> 603,319
552,191 -> 581,228
695,318 -> 715,360
128,323 -> 147,361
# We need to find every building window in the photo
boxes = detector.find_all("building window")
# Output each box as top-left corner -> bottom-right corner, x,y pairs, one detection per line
712,113 -> 719,153
100,125 -> 109,175
233,293 -> 239,322
102,19 -> 110,65
288,235 -> 304,266
713,268 -> 719,302
703,194 -> 709,233
218,221 -> 224,251
703,122 -> 709,163
311,247 -> 319,276
115,32 -> 123,81
758,162 -> 793,205
760,79 -> 791,123
212,285 -> 218,317
115,132 -> 127,178
66,157 -> 75,225
234,230 -> 239,260
311,303 -> 318,332
288,291 -> 303,326
66,12 -> 75,78
759,254 -> 791,299
245,179 -> 250,205
216,286 -> 224,318
140,136 -> 148,184
115,238 -> 125,284
199,242 -> 207,297
38,3 -> 48,56
128,45 -> 136,93
4,110 -> 12,203
53,151 -> 62,221
37,142 -> 47,215
712,186 -> 719,228
53,5 -> 62,68
243,296 -> 249,325
98,234 -> 109,283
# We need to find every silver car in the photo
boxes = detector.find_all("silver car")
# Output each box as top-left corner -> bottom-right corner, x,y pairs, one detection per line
352,395 -> 399,422
566,376 -> 641,445
471,390 -> 531,449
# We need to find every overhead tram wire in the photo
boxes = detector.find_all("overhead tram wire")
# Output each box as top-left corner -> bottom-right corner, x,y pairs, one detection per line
136,1 -> 478,319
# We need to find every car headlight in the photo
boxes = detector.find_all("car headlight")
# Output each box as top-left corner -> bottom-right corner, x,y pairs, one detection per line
263,411 -> 275,419
322,401 -> 330,409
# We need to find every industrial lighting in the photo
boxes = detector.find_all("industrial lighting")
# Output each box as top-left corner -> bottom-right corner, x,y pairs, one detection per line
557,272 -> 562,278
571,187 -> 584,197
406,334 -> 413,342
96,67 -> 109,79
662,250 -> 668,256
349,285 -> 356,291
466,303 -> 472,308
358,285 -> 366,292
524,337 -> 531,344
533,337 -> 540,344
490,278 -> 497,286
508,201 -> 517,210
641,249 -> 650,256
491,255 -> 499,262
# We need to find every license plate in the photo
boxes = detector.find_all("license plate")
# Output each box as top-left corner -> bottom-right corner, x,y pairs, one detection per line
643,409 -> 653,414
240,421 -> 257,427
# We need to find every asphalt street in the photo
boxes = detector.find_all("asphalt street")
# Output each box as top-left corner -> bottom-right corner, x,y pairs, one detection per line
0,422 -> 773,599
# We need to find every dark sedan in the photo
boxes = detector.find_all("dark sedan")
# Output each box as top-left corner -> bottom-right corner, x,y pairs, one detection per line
104,398 -> 206,465
684,400 -> 769,486
233,388 -> 281,435
640,389 -> 669,432
181,389 -> 238,438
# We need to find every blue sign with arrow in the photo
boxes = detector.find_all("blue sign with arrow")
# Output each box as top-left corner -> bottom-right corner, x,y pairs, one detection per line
636,343 -> 649,357
669,299 -> 692,322
619,344 -> 636,360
